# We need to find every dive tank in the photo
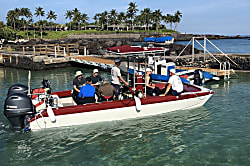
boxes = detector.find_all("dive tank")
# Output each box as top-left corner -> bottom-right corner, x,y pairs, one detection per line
4,93 -> 34,131
7,84 -> 29,96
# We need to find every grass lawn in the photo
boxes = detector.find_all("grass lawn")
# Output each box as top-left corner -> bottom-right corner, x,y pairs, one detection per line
16,29 -> 178,40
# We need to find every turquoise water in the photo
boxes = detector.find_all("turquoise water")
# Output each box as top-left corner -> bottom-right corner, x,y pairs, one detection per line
0,66 -> 249,165
176,38 -> 250,54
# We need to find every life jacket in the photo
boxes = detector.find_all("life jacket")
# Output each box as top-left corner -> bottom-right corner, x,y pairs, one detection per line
32,88 -> 45,99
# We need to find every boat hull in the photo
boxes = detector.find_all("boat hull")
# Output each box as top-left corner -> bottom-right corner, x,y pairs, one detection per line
30,92 -> 213,131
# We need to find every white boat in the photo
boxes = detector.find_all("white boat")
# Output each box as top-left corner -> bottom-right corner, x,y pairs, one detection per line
4,81 -> 213,132
3,56 -> 214,132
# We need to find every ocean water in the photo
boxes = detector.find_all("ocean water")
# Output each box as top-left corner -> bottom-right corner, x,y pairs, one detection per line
0,66 -> 249,166
176,38 -> 250,54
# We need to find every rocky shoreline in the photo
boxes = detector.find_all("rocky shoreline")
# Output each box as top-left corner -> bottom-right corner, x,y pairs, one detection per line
0,33 -> 249,70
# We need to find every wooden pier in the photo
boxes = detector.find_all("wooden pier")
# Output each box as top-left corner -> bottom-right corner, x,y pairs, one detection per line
0,43 -> 84,69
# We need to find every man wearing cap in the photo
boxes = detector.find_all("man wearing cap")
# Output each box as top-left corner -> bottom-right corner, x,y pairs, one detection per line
111,59 -> 129,96
162,69 -> 183,96
78,77 -> 96,104
90,69 -> 103,87
97,78 -> 117,101
72,71 -> 85,104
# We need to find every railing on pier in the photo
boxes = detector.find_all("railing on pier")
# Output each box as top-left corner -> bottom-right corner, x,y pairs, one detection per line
174,36 -> 239,79
0,43 -> 86,57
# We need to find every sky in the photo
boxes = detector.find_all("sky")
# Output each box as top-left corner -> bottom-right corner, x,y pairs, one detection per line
0,0 -> 249,35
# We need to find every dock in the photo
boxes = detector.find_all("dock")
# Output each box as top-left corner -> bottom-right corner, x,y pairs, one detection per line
0,43 -> 80,69
175,66 -> 234,77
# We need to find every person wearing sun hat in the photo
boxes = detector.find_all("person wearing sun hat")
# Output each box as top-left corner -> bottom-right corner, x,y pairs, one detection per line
90,69 -> 103,87
72,71 -> 85,104
161,68 -> 183,96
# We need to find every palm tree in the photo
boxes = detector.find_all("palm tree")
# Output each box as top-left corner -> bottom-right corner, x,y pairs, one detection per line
65,10 -> 73,30
100,11 -> 108,30
126,2 -> 138,30
19,8 -> 32,37
80,13 -> 89,30
93,13 -> 100,25
47,10 -> 57,31
174,10 -> 182,31
6,9 -> 19,30
117,12 -> 126,31
72,8 -> 81,30
164,14 -> 174,30
141,8 -> 152,31
152,9 -> 162,33
34,6 -> 45,38
109,9 -> 117,30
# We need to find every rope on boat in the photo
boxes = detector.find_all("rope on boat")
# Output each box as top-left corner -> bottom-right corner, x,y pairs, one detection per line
35,111 -> 46,129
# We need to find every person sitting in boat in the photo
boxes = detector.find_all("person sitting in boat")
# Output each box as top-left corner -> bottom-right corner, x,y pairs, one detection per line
161,69 -> 183,96
78,77 -> 96,104
90,69 -> 103,87
97,78 -> 117,101
145,68 -> 161,96
72,71 -> 85,104
111,59 -> 129,97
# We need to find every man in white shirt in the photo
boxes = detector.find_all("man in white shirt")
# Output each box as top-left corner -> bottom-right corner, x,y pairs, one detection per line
111,59 -> 129,96
162,69 -> 183,96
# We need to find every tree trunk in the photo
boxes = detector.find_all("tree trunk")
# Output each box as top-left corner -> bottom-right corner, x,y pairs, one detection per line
174,23 -> 178,31
34,28 -> 35,39
132,19 -> 134,30
40,25 -> 43,39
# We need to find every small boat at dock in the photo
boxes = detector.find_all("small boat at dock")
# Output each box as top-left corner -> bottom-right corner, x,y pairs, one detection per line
4,81 -> 213,132
3,56 -> 214,132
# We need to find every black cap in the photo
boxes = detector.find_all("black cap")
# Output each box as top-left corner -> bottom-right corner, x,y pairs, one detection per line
86,77 -> 92,82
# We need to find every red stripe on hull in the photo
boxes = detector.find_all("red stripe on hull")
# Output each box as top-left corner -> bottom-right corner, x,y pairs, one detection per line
30,91 -> 212,122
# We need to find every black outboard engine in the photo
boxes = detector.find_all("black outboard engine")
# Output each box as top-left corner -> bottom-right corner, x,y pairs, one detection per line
4,84 -> 34,131
193,69 -> 204,86
7,84 -> 29,96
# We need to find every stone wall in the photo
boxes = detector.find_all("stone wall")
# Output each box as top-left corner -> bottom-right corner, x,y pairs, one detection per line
3,55 -> 71,70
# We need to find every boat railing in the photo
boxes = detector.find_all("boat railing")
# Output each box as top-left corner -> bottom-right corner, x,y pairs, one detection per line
127,55 -> 148,97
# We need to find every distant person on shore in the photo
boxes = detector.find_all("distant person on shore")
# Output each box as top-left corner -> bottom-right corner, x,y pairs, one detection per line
97,78 -> 117,101
161,69 -> 183,96
78,77 -> 96,104
90,69 -> 103,87
111,59 -> 129,96
145,68 -> 161,96
72,71 -> 85,104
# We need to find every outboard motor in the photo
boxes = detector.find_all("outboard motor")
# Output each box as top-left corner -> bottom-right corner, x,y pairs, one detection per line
7,84 -> 29,96
193,69 -> 204,86
4,84 -> 34,131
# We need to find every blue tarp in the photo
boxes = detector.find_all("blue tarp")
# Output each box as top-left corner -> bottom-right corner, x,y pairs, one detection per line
144,36 -> 173,43
128,69 -> 190,84
155,36 -> 173,43
143,37 -> 156,42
